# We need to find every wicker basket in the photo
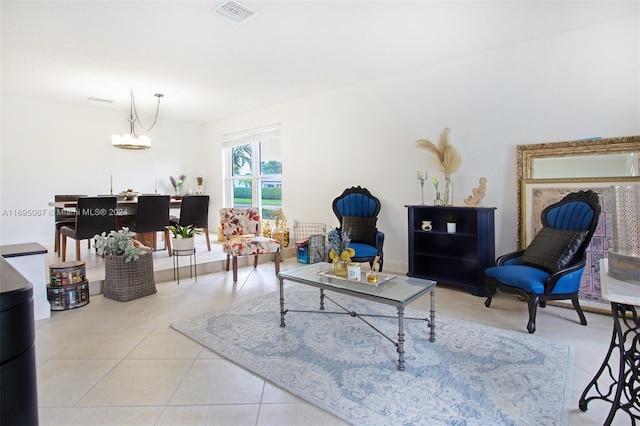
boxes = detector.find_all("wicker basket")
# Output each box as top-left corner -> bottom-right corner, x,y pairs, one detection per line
293,222 -> 327,264
103,248 -> 156,302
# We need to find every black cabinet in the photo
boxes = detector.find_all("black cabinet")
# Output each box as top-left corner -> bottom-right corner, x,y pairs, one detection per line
0,258 -> 39,426
406,205 -> 496,296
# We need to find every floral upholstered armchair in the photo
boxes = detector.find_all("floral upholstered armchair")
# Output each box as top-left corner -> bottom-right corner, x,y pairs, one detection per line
219,207 -> 281,282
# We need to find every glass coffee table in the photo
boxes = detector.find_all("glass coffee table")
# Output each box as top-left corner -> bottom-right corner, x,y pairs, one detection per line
278,262 -> 436,371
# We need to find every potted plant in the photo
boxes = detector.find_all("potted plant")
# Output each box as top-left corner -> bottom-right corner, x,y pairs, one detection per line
166,224 -> 202,251
93,228 -> 156,301
170,174 -> 186,197
94,228 -> 142,261
445,214 -> 458,233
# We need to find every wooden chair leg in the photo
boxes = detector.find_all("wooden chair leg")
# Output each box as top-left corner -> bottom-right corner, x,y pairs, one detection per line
75,240 -> 81,261
572,296 -> 588,325
232,256 -> 238,282
57,231 -> 63,257
225,255 -> 230,271
165,230 -> 173,256
204,228 -> 211,251
253,255 -> 259,268
61,236 -> 67,262
484,279 -> 497,308
526,295 -> 539,334
55,230 -> 60,253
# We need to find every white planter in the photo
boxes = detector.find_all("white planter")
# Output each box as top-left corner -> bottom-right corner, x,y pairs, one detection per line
172,237 -> 195,252
447,222 -> 457,233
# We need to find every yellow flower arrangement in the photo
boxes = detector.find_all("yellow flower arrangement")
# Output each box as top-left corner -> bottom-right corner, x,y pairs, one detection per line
327,229 -> 355,262
330,246 -> 356,261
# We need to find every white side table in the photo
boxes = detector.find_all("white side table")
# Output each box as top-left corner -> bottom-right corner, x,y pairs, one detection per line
578,259 -> 639,425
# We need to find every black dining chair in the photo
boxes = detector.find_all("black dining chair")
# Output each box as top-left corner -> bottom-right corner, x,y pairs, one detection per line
170,195 -> 211,251
60,196 -> 118,262
121,195 -> 172,255
53,194 -> 86,254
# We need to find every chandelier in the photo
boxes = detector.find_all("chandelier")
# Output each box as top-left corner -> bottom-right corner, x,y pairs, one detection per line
112,90 -> 163,150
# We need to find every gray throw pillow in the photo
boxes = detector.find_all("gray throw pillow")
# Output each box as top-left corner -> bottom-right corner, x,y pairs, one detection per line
520,227 -> 588,273
342,216 -> 377,247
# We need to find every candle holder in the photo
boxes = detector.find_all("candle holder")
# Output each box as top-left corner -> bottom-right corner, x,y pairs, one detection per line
417,171 -> 428,204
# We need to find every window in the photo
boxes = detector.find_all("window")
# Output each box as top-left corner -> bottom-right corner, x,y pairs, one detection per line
222,124 -> 282,220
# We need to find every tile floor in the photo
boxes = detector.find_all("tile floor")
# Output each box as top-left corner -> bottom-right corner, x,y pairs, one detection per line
35,240 -> 629,425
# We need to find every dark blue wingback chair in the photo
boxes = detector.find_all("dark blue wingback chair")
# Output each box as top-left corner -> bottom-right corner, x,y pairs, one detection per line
332,186 -> 385,271
484,190 -> 600,333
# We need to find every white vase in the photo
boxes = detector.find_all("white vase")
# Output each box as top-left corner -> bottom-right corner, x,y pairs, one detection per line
447,222 -> 457,233
172,237 -> 195,252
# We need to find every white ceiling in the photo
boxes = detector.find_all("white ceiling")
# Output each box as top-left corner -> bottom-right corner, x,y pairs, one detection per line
1,1 -> 637,124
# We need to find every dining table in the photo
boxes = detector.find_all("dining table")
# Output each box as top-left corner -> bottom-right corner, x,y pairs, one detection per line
48,196 -> 183,250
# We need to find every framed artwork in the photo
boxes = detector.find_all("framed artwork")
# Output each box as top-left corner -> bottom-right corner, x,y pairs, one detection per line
515,135 -> 640,249
521,178 -> 639,308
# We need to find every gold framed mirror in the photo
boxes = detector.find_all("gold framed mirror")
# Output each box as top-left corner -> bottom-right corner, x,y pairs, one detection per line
516,135 -> 640,249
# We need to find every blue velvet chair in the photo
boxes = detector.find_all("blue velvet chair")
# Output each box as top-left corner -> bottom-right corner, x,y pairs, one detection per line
484,190 -> 600,333
332,186 -> 385,271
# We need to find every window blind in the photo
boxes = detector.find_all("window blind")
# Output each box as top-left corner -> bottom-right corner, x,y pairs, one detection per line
222,123 -> 281,148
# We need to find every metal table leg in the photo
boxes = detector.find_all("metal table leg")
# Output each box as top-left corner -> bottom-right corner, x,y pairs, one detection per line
397,306 -> 405,371
279,276 -> 286,327
429,288 -> 436,342
173,248 -> 196,284
578,302 -> 639,425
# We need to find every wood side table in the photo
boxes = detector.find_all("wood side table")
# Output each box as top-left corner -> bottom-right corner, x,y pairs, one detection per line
578,259 -> 639,425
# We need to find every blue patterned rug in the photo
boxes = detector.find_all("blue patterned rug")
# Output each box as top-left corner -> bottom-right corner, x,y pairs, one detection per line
171,285 -> 572,425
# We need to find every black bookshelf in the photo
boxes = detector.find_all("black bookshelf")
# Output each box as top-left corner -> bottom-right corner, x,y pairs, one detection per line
406,205 -> 496,296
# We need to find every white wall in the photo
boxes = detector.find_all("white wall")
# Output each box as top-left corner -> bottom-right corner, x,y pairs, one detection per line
1,14 -> 637,273
204,14 -> 639,272
0,95 -> 207,244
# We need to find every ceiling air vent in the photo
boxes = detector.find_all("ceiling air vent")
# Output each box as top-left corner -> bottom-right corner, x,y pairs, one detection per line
87,96 -> 113,103
212,1 -> 257,24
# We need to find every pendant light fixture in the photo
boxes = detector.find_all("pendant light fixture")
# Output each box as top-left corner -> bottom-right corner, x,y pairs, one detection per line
112,90 -> 164,150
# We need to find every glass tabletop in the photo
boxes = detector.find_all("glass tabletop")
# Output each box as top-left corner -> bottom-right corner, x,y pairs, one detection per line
279,262 -> 436,306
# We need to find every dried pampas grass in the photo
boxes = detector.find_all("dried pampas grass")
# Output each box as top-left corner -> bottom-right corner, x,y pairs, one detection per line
416,128 -> 462,176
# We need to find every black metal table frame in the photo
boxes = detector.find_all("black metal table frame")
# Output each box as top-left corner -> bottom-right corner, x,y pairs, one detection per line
278,275 -> 436,371
172,248 -> 197,284
578,302 -> 640,425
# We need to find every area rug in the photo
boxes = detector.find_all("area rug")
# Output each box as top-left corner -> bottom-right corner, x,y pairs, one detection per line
171,285 -> 573,425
